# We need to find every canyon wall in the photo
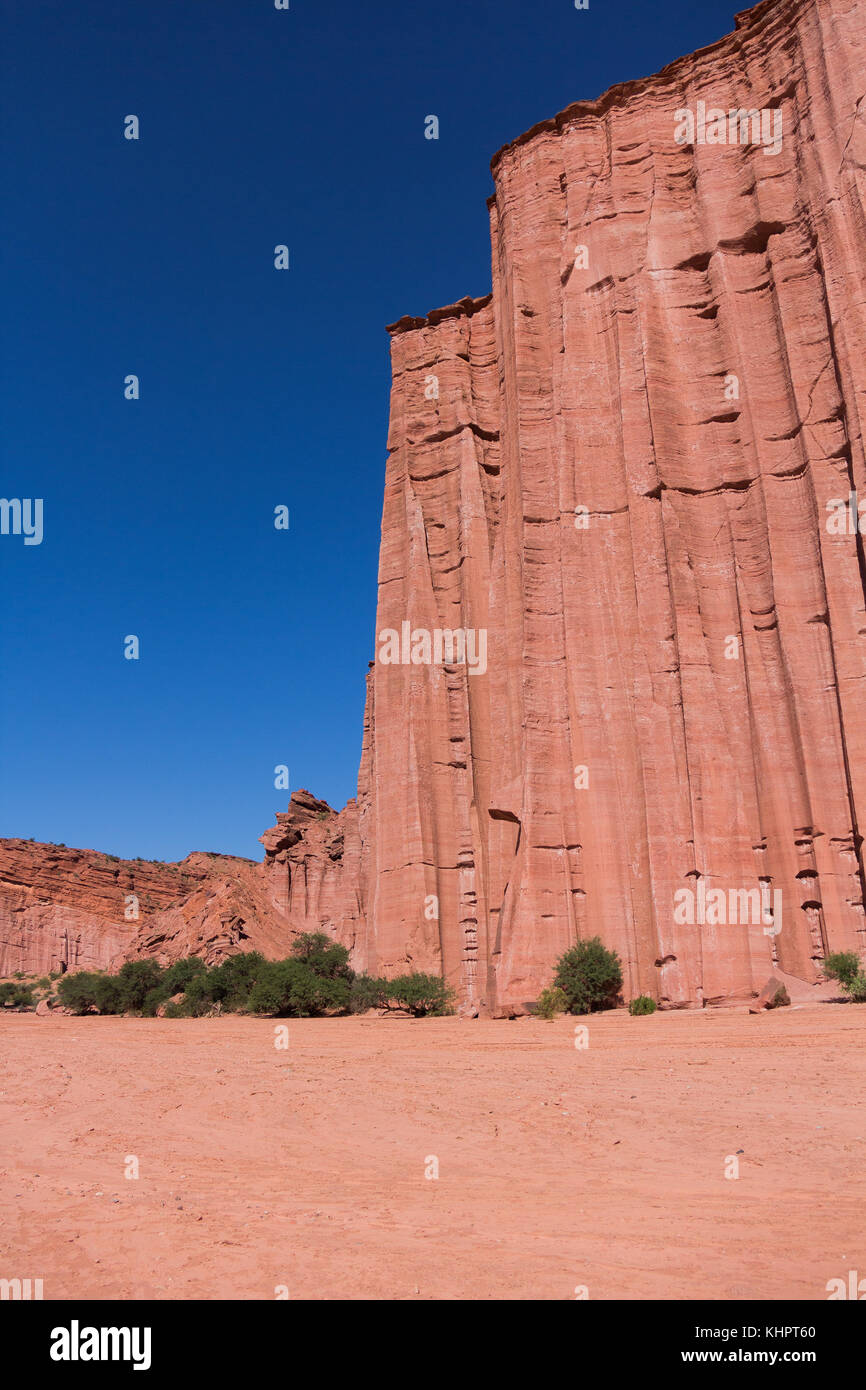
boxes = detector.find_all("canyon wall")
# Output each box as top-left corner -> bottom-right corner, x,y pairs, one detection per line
351,0 -> 866,1013
4,0 -> 865,1015
0,838 -> 293,977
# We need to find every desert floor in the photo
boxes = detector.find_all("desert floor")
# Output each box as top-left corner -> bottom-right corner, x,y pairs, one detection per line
2,1004 -> 864,1300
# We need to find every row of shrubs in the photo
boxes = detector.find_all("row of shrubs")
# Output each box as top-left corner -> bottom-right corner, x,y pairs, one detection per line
40,935 -> 638,1021
537,940 -> 866,1017
9,935 -> 865,1020
51,934 -> 455,1018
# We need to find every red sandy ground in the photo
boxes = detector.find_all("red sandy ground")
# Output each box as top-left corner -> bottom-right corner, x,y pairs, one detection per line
1,1005 -> 864,1300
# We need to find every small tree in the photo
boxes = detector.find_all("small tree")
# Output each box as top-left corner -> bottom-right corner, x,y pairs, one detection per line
290,932 -> 354,982
162,956 -> 207,994
0,982 -> 35,1009
553,937 -> 623,1015
349,975 -> 390,1013
824,952 -> 866,1002
246,959 -> 351,1017
114,960 -> 164,1013
385,973 -> 454,1017
535,986 -> 567,1020
57,971 -> 101,1014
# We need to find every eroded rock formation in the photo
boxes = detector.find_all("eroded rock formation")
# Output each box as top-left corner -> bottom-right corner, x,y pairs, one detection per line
0,839 -> 283,975
346,0 -> 866,1013
4,0 -> 865,1014
0,794 -> 363,978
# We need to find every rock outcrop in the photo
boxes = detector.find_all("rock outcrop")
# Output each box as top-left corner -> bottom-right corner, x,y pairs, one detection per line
0,838 -> 282,975
0,840 -> 197,976
351,0 -> 866,1013
0,794 -> 363,978
4,0 -> 865,1015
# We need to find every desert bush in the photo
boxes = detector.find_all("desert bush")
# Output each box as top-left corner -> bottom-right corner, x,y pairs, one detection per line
349,975 -> 390,1013
138,956 -> 209,1015
47,950 -> 456,1022
162,956 -> 207,994
113,960 -> 164,1013
824,952 -> 866,1002
384,973 -> 454,1017
246,959 -> 351,1016
0,982 -> 35,1009
553,937 -> 623,1015
290,932 -> 354,981
535,985 -> 567,1020
200,952 -> 267,1010
92,975 -> 123,1013
628,994 -> 657,1016
57,971 -> 102,1013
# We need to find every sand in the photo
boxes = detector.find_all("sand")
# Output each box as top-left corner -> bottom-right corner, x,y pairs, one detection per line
1,1004 -> 864,1300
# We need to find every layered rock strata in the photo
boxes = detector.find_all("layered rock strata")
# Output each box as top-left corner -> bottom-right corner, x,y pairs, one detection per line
345,0 -> 866,1012
5,0 -> 865,1014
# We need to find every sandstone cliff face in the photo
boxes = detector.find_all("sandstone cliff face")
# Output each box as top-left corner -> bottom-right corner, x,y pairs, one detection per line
5,0 -> 865,1015
0,793 -> 362,978
0,840 -> 201,976
354,0 -> 866,1013
0,839 -> 289,975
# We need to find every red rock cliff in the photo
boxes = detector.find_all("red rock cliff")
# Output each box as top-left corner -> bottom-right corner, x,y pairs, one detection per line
350,0 -> 866,1012
5,0 -> 865,1014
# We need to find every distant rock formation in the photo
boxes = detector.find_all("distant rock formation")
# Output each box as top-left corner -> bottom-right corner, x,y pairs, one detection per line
4,0 -> 865,1014
0,836 -> 293,976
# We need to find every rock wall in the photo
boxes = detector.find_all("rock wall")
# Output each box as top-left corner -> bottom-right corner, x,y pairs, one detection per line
0,841 -> 199,976
354,0 -> 866,1012
0,794 -> 363,978
4,0 -> 865,1015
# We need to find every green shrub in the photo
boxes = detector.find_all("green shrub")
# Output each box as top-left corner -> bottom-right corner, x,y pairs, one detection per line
553,937 -> 623,1015
162,956 -> 207,994
824,953 -> 861,989
57,971 -> 102,1013
534,985 -> 567,1020
290,932 -> 354,982
138,956 -> 209,1015
824,952 -> 860,989
385,973 -> 454,1017
628,994 -> 657,1016
849,974 -> 866,1003
141,986 -> 166,1017
246,959 -> 351,1017
0,982 -> 35,1009
92,975 -> 123,1013
113,960 -> 164,1013
349,975 -> 390,1013
824,952 -> 866,1002
49,948 -> 460,1022
204,951 -> 267,1010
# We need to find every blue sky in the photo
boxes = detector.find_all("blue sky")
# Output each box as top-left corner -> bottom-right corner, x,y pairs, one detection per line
1,0 -> 738,861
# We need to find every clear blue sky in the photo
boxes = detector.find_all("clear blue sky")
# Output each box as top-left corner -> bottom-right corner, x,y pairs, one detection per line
1,0 -> 738,861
